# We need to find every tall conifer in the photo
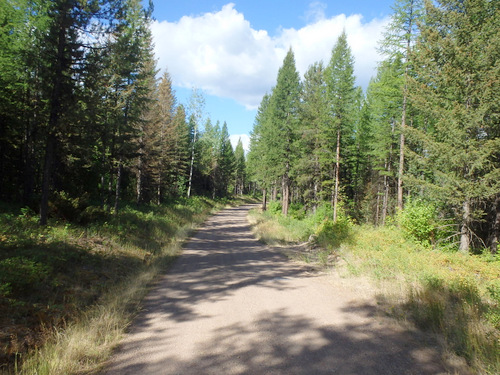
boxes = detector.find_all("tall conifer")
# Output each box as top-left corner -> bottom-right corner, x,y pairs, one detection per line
408,0 -> 500,252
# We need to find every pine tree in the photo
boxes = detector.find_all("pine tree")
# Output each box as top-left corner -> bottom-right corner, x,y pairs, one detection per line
107,0 -> 155,212
265,48 -> 302,216
234,138 -> 246,195
38,0 -> 118,224
380,0 -> 424,211
156,71 -> 177,201
218,122 -> 236,197
324,31 -> 357,222
408,0 -> 500,253
296,61 -> 328,210
247,93 -> 272,209
365,58 -> 404,224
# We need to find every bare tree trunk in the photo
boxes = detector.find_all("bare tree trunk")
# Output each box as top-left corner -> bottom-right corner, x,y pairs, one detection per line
382,172 -> 389,226
459,198 -> 471,253
136,148 -> 144,204
491,195 -> 500,254
114,157 -> 123,214
333,128 -> 341,222
262,188 -> 267,211
282,174 -> 289,216
187,126 -> 197,198
375,183 -> 381,226
398,66 -> 409,212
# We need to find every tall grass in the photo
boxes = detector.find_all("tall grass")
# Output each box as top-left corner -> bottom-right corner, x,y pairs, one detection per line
0,196 -> 225,374
250,207 -> 500,374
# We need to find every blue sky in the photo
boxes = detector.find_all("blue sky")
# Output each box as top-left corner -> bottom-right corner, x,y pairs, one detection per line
150,1 -> 395,150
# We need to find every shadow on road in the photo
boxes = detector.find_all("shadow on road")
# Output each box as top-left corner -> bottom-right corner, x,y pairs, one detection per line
105,205 -> 467,375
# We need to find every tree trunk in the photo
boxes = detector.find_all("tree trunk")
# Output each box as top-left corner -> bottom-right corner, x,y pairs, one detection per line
491,195 -> 500,254
187,127 -> 197,198
114,158 -> 123,214
333,128 -> 341,222
262,188 -> 267,211
136,151 -> 144,204
282,174 -> 289,216
40,133 -> 56,225
459,198 -> 471,253
375,184 -> 381,226
382,173 -> 389,226
40,7 -> 68,225
398,58 -> 410,212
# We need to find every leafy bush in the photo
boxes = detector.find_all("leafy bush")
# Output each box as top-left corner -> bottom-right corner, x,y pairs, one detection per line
288,202 -> 306,220
308,202 -> 334,226
398,199 -> 438,246
50,191 -> 90,222
267,201 -> 282,215
314,216 -> 353,249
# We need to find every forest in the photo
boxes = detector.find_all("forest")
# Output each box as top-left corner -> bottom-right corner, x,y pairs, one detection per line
0,0 -> 246,224
0,0 -> 498,254
0,0 -> 499,373
247,0 -> 499,255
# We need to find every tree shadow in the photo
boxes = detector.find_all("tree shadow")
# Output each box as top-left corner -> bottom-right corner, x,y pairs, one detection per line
105,205 -> 469,375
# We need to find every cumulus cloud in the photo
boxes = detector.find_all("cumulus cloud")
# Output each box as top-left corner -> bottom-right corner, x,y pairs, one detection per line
151,3 -> 388,110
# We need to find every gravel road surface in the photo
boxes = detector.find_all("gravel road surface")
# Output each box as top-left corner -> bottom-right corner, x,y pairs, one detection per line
104,204 -> 467,374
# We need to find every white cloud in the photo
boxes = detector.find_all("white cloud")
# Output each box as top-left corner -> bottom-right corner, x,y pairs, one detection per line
151,3 -> 389,110
229,134 -> 250,153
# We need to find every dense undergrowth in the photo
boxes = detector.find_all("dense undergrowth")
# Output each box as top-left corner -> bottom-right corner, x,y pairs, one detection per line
0,196 -> 240,374
249,202 -> 500,374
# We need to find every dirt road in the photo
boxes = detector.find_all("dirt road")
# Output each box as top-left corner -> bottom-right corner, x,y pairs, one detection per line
104,204 -> 465,374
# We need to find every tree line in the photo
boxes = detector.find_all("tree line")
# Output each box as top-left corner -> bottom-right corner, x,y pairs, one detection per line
0,0 -> 246,224
247,0 -> 499,254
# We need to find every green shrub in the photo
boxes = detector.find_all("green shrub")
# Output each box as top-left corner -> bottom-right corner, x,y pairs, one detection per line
315,215 -> 353,249
267,201 -> 282,215
308,202 -> 334,225
289,202 -> 306,220
50,191 -> 89,222
398,199 -> 438,246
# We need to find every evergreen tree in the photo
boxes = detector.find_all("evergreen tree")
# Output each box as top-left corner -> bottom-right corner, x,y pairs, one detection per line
218,122 -> 236,197
247,93 -> 273,209
297,61 -> 328,210
365,58 -> 404,224
156,71 -> 177,201
408,0 -> 500,253
169,105 -> 190,196
264,48 -> 302,216
324,31 -> 357,222
380,0 -> 424,211
234,138 -> 246,195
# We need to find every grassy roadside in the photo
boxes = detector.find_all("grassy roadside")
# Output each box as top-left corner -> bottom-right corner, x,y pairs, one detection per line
248,206 -> 500,375
0,196 -> 251,375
